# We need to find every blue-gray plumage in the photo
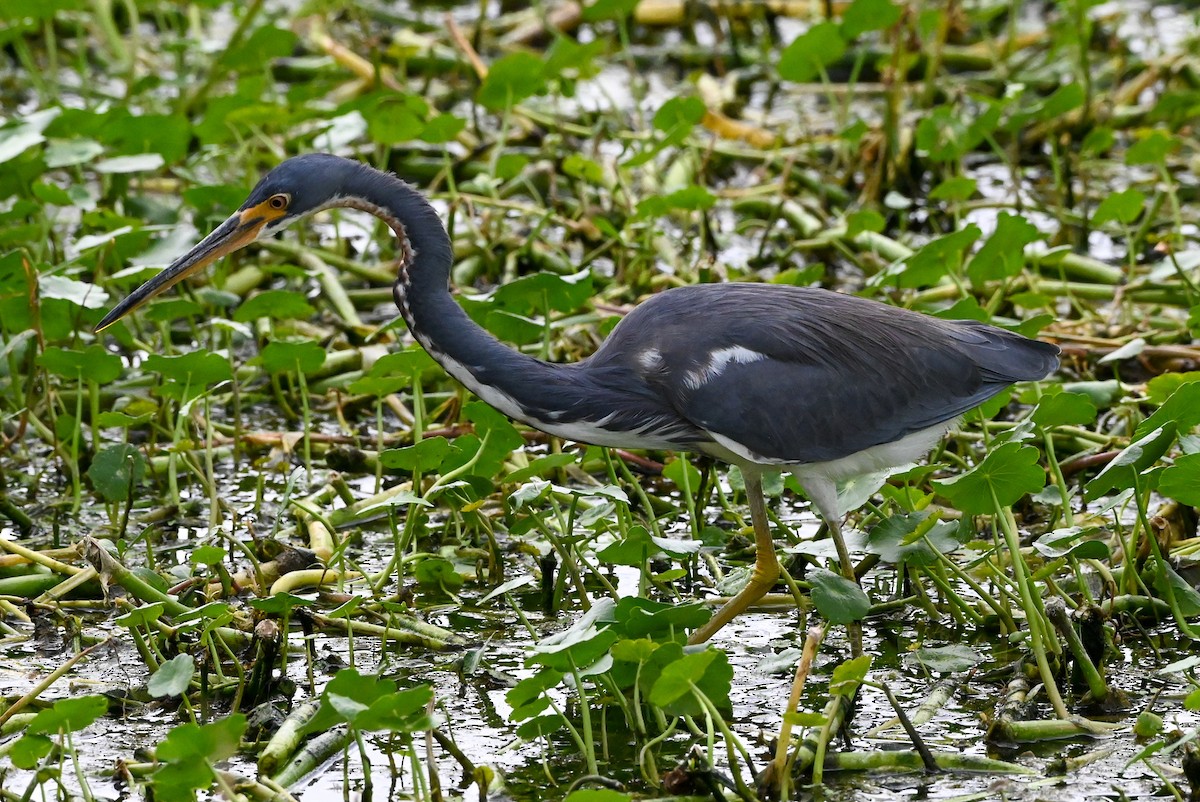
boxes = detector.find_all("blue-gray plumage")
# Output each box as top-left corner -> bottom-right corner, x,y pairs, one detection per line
586,285 -> 1057,462
97,154 -> 1060,652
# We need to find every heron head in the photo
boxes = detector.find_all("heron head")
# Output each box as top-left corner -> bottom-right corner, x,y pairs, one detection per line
95,154 -> 355,332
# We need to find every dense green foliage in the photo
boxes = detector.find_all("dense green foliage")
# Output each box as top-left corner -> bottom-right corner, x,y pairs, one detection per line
2,0 -> 1200,800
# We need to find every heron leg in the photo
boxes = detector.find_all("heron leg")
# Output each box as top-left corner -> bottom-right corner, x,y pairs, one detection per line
797,475 -> 864,658
688,470 -> 780,645
825,516 -> 864,658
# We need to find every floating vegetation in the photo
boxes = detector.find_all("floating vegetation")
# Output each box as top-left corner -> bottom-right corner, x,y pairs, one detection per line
1,1 -> 1200,800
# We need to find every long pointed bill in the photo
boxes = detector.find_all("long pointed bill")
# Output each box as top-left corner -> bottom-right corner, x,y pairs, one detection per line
94,209 -> 268,332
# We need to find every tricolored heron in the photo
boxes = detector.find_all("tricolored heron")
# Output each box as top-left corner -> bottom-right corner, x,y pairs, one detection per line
96,154 -> 1059,648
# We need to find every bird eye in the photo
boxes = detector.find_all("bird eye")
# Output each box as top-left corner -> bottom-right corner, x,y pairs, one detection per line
268,194 -> 290,211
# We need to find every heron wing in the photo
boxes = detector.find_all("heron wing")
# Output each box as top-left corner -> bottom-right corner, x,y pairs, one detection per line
593,284 -> 1057,464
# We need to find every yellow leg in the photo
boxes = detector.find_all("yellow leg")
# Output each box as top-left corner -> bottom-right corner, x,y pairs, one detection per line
688,470 -> 780,644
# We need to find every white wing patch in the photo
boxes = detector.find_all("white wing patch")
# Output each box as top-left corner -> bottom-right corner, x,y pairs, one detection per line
638,347 -> 664,372
684,346 -> 767,390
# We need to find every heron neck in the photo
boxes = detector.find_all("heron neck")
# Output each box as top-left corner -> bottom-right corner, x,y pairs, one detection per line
340,167 -> 702,451
344,170 -> 561,413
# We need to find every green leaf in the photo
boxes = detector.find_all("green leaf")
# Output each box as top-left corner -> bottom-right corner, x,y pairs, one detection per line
362,94 -> 427,144
581,0 -> 638,21
506,668 -> 564,719
914,644 -> 981,673
233,289 -> 315,322
634,186 -> 717,218
564,791 -> 633,802
915,103 -> 999,162
493,270 -> 593,314
1146,371 -> 1200,405
932,442 -> 1047,515
648,647 -> 732,716
1134,382 -> 1200,440
896,225 -> 981,287
419,113 -> 466,144
1080,126 -> 1115,156
596,525 -> 656,567
1151,560 -> 1200,617
840,0 -> 900,36
809,568 -> 870,624
509,478 -> 551,509
1134,711 -> 1164,739
0,0 -> 85,24
845,209 -> 885,237
248,592 -> 313,616
784,711 -> 828,727
328,693 -> 369,726
611,597 -> 710,639
26,695 -> 108,735
529,625 -> 617,672
503,452 -> 578,483
562,153 -> 605,184
413,557 -> 465,591
478,52 -> 546,111
494,153 -> 528,181
1093,188 -> 1145,226
967,212 -> 1040,284
779,22 -> 846,83
40,344 -> 122,383
87,443 -> 147,502
929,176 -> 978,202
148,654 -> 195,698
370,346 -> 440,378
145,298 -> 205,325
865,512 -> 960,566
151,761 -> 214,802
459,401 -> 525,477
40,274 -> 108,309
1030,391 -> 1098,428
1160,453 -> 1200,506
1057,380 -> 1121,410
190,545 -> 225,566
220,24 -> 296,71
483,309 -> 542,344
543,36 -> 605,82
610,637 -> 660,664
43,138 -> 102,168
829,654 -> 872,696
379,436 -> 455,473
348,374 -> 409,396
9,734 -> 53,769
302,669 -> 397,735
664,185 -> 715,211
356,685 -> 435,733
1025,82 -> 1086,123
115,602 -> 166,628
1156,655 -> 1200,676
0,116 -> 50,164
1125,129 -> 1174,165
156,714 -> 245,763
95,153 -> 165,173
515,712 -> 567,739
651,96 -> 705,136
1084,424 -> 1176,501
152,715 -> 246,801
257,340 -> 326,374
144,351 -> 233,399
1032,526 -> 1111,559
